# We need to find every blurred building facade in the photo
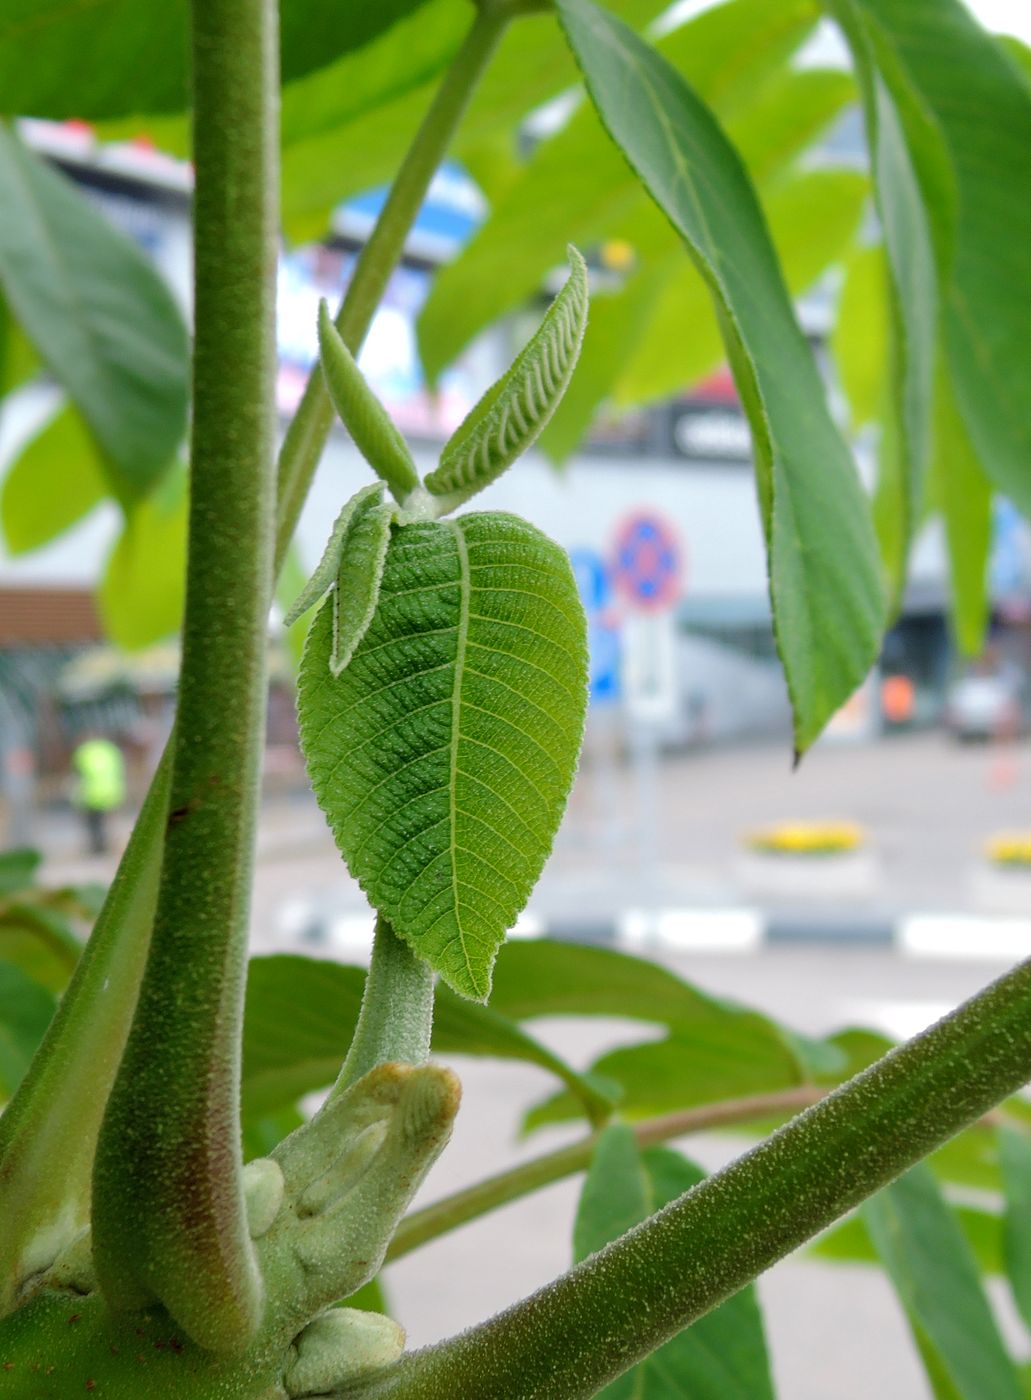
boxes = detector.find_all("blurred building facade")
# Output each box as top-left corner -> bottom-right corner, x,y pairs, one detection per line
4,118 -> 1031,808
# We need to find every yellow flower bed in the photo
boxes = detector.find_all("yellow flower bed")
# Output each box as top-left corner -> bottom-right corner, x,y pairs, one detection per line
986,833 -> 1031,868
746,821 -> 865,856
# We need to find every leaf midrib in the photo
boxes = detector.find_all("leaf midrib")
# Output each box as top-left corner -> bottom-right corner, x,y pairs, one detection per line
446,519 -> 474,989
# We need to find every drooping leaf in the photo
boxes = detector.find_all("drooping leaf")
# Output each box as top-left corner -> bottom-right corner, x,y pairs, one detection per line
829,0 -> 944,520
419,0 -> 820,384
831,0 -> 1031,520
927,361 -> 992,656
240,953 -> 613,1123
97,465 -> 187,650
615,165 -> 868,411
425,247 -> 588,506
999,1126 -> 1031,1335
0,964 -> 56,1102
299,516 -> 587,999
1,404 -> 108,554
0,130 -> 187,501
864,1164 -> 1023,1400
0,0 -> 437,120
318,304 -> 420,501
556,0 -> 884,751
575,1126 -> 775,1398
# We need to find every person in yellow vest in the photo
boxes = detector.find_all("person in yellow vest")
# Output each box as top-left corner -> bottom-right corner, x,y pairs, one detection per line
71,735 -> 126,856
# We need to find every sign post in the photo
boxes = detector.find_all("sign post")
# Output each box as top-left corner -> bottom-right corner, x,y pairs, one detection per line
610,512 -> 684,908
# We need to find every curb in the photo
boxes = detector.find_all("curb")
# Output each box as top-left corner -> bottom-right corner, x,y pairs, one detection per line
293,904 -> 1031,963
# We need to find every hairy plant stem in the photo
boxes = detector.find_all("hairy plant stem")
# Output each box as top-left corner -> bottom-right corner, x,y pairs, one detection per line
334,916 -> 435,1097
274,2 -> 509,570
353,955 -> 1031,1398
387,1085 -> 825,1263
91,0 -> 279,1353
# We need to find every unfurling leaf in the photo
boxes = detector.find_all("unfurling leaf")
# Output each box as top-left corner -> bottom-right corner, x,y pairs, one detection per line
318,301 -> 420,501
284,481 -> 384,626
298,513 -> 587,999
424,246 -> 589,509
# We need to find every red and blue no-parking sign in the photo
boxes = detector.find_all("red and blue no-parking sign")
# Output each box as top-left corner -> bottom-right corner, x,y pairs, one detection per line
611,511 -> 683,613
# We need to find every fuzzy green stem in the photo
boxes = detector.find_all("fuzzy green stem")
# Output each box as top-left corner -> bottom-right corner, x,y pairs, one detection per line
91,0 -> 279,1355
387,1085 -> 825,1263
354,955 -> 1031,1399
274,3 -> 509,570
334,916 -> 435,1098
0,761 -> 169,1315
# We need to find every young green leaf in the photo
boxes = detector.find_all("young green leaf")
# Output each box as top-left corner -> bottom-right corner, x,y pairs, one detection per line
574,1126 -> 775,1399
318,301 -> 420,501
556,0 -> 884,753
284,481 -> 384,627
298,513 -> 587,999
331,502 -> 395,676
424,246 -> 588,509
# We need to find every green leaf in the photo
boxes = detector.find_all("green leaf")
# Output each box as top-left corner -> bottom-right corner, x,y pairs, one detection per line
0,963 -> 56,1102
832,244 -> 891,432
928,361 -> 992,657
833,0 -> 1031,520
489,942 -> 820,1130
0,848 -> 40,897
285,483 -> 385,627
0,0 -> 436,120
0,902 -> 82,994
1,404 -> 107,554
298,515 -> 587,999
241,953 -> 613,1123
863,1164 -> 1023,1400
0,130 -> 187,501
999,1126 -> 1031,1335
0,294 -> 39,395
419,0 -> 820,384
426,247 -> 588,507
813,1201 -> 1005,1278
615,166 -> 868,411
318,304 -> 420,502
331,505 -> 396,678
829,0 -> 944,513
280,0 -> 669,240
557,0 -> 884,751
97,465 -> 187,650
575,1126 -> 775,1399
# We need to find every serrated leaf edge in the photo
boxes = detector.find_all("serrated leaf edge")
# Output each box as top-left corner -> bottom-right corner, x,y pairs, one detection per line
425,246 -> 589,508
